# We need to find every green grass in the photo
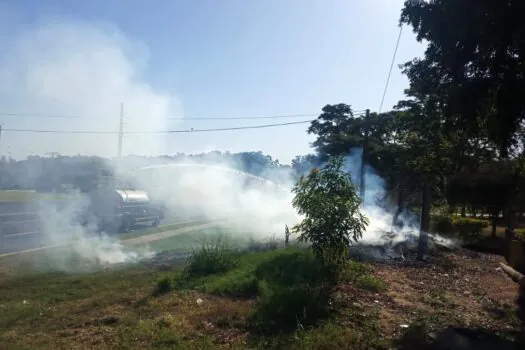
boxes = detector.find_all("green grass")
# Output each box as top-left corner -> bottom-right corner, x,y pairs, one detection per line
169,242 -> 385,343
0,234 -> 390,349
130,226 -> 284,256
118,218 -> 219,241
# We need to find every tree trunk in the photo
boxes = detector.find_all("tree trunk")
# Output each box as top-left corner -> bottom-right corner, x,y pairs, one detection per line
461,204 -> 466,217
418,175 -> 431,260
505,172 -> 519,242
393,180 -> 405,228
491,213 -> 498,237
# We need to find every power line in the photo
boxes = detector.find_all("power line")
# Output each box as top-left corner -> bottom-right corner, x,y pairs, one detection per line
0,110 -> 367,120
0,112 -> 82,119
378,25 -> 403,114
171,111 -> 367,120
171,114 -> 319,120
0,119 -> 317,135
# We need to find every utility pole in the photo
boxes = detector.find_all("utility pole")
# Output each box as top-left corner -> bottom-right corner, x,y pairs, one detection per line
360,109 -> 370,208
118,102 -> 124,159
46,152 -> 59,159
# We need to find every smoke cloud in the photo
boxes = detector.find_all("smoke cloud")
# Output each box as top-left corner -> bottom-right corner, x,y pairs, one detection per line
0,18 -> 302,270
135,161 -> 300,238
0,18 -> 182,158
341,148 -> 453,259
0,18 -> 180,270
0,17 -> 450,271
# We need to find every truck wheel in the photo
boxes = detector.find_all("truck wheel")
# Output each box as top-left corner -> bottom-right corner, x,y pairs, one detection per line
120,219 -> 132,233
152,218 -> 160,227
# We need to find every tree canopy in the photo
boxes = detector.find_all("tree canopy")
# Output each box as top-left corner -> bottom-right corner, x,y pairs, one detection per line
400,0 -> 525,158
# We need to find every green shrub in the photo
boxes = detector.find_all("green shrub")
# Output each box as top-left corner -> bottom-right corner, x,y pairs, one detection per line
430,215 -> 455,235
251,284 -> 330,333
356,274 -> 387,292
153,275 -> 173,296
451,217 -> 490,242
429,215 -> 490,241
292,156 -> 369,281
202,272 -> 259,297
253,250 -> 325,288
183,239 -> 239,278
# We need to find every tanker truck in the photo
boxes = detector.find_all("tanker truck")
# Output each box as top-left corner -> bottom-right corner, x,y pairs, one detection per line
84,187 -> 164,233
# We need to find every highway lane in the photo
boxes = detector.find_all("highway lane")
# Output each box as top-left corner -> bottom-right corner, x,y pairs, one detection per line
0,213 -> 210,255
0,218 -> 225,258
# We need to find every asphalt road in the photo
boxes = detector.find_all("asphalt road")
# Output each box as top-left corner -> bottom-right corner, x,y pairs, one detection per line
0,219 -> 223,258
0,199 -> 209,255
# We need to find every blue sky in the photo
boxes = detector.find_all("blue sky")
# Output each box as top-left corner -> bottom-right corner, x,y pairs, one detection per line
0,0 -> 425,164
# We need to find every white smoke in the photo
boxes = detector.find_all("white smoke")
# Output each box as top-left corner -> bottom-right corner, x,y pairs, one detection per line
134,160 -> 300,239
341,148 -> 454,258
0,17 -> 303,270
0,18 -> 181,158
35,192 -> 153,270
0,17 -> 450,270
0,18 -> 179,269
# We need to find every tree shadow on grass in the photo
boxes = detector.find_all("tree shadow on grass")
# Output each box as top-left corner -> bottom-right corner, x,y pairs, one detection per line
250,251 -> 331,334
462,236 -> 507,256
394,324 -> 522,350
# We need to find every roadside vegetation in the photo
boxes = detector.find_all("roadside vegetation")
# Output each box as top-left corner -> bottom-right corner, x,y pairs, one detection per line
1,156 -> 523,349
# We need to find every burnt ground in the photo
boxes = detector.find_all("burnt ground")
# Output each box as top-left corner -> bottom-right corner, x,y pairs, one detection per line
359,250 -> 521,338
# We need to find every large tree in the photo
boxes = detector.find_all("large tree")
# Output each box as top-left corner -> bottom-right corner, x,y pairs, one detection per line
400,0 -> 525,158
401,0 -> 525,235
307,104 -> 408,189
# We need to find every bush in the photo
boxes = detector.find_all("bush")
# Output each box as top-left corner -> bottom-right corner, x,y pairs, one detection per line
251,284 -> 330,333
429,215 -> 490,241
430,215 -> 455,235
356,274 -> 387,292
451,217 -> 490,242
153,275 -> 173,296
253,250 -> 325,288
292,156 -> 369,280
183,238 -> 239,278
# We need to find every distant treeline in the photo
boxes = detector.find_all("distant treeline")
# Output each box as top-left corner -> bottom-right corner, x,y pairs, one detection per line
0,151 -> 310,193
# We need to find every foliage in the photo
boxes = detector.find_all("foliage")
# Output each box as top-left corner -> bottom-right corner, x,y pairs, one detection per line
171,247 -> 379,336
430,215 -> 492,241
154,275 -> 173,296
183,238 -> 239,278
515,228 -> 525,242
430,215 -> 455,235
400,0 -> 525,158
451,217 -> 490,242
291,156 -> 368,277
251,284 -> 329,334
306,104 -> 410,187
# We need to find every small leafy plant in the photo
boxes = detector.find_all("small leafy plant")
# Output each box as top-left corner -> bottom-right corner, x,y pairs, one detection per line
291,156 -> 369,280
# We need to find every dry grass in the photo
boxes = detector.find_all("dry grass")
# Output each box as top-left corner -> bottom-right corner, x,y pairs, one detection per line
0,190 -> 70,202
0,245 -> 522,349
